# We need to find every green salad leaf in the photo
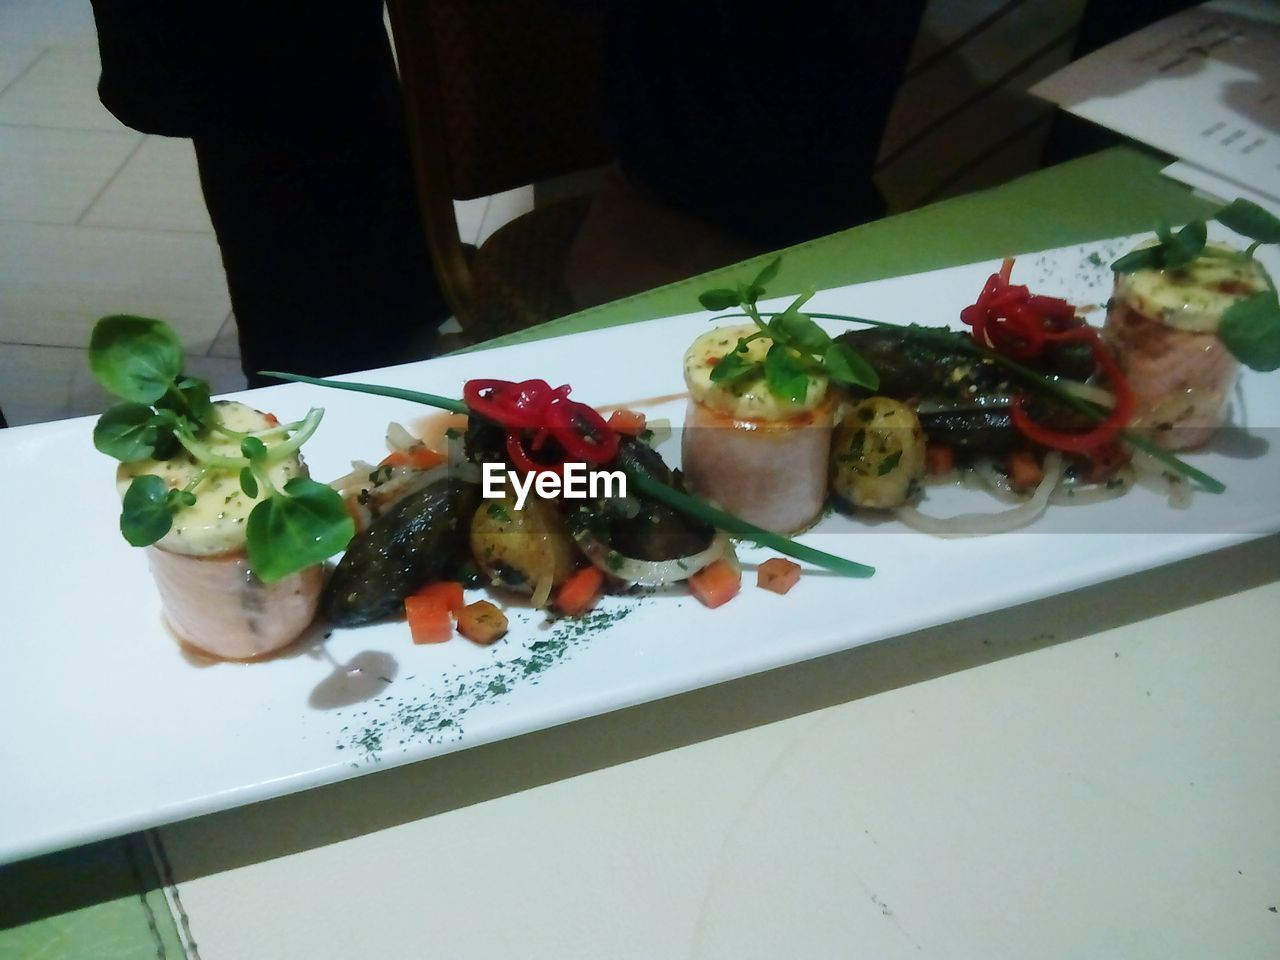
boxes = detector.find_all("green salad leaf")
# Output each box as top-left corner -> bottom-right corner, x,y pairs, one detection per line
1161,219 -> 1208,269
89,315 -> 350,581
708,348 -> 758,385
764,342 -> 810,404
1112,220 -> 1208,272
1218,290 -> 1280,372
89,315 -> 184,403
771,300 -> 831,354
1214,198 -> 1280,245
119,474 -> 175,546
245,477 -> 354,584
698,288 -> 741,312
94,402 -> 162,462
822,340 -> 878,388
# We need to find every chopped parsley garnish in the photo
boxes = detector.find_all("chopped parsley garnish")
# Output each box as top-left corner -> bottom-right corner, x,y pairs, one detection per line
876,449 -> 903,477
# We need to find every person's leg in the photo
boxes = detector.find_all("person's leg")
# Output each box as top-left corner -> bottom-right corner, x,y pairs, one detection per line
91,1 -> 448,386
194,102 -> 444,385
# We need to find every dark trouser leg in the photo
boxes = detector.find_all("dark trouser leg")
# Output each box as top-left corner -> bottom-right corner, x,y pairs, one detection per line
194,123 -> 444,387
91,1 -> 447,388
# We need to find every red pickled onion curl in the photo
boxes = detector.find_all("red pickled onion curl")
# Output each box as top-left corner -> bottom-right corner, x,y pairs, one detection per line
961,258 -> 1135,456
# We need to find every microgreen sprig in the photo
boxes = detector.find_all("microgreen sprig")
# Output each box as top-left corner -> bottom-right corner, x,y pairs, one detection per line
698,257 -> 879,402
1112,198 -> 1280,372
89,315 -> 352,582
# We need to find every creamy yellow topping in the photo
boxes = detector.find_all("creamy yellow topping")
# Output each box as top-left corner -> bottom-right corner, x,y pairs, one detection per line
116,401 -> 306,557
683,324 -> 828,420
1117,243 -> 1271,332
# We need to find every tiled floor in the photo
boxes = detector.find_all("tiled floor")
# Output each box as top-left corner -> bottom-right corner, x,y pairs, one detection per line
0,0 -> 530,428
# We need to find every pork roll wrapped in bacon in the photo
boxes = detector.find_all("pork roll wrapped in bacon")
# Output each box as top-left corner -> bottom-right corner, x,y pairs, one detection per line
1105,246 -> 1270,450
681,325 -> 834,534
116,401 -> 324,659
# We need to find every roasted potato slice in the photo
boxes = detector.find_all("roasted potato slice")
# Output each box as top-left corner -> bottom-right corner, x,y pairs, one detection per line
830,398 -> 925,509
470,492 -> 577,597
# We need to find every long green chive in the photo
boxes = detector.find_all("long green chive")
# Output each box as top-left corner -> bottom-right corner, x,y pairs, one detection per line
267,371 -> 876,577
263,371 -> 469,415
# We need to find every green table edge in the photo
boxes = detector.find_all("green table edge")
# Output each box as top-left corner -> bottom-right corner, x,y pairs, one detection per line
0,835 -> 185,960
0,146 -> 1213,960
466,146 -> 1214,352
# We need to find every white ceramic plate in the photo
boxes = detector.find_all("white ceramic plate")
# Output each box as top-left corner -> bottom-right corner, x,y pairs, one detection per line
3,237 -> 1278,864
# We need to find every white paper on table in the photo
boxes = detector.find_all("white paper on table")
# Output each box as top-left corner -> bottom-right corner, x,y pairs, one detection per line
1163,158 -> 1280,215
1030,1 -> 1280,203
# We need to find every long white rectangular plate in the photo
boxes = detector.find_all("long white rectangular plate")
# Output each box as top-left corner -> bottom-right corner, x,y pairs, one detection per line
3,237 -> 1278,865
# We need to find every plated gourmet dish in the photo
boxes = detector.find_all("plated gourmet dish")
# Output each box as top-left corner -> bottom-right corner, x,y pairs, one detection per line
90,201 -> 1280,659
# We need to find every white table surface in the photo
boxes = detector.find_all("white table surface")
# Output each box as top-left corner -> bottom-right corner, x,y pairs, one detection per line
152,533 -> 1280,959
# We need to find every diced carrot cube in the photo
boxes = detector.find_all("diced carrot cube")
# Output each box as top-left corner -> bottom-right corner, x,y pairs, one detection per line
554,567 -> 605,617
1006,450 -> 1044,491
457,600 -> 508,645
411,446 -> 447,470
380,446 -> 447,470
756,558 -> 801,595
405,595 -> 453,645
925,443 -> 954,476
607,409 -> 647,436
688,559 -> 741,609
411,580 -> 465,614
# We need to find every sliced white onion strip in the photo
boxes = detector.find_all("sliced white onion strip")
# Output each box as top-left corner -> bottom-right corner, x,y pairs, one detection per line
720,539 -> 741,578
386,419 -> 476,476
385,420 -> 419,453
1130,449 -> 1193,509
644,418 -> 673,446
451,460 -> 483,485
922,467 -> 960,488
1048,376 -> 1116,409
447,429 -> 468,466
961,456 -> 1023,504
329,459 -> 378,493
329,462 -> 449,532
530,571 -> 555,610
573,528 -> 731,585
895,453 -> 1064,537
1049,464 -> 1134,506
331,461 -> 450,496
